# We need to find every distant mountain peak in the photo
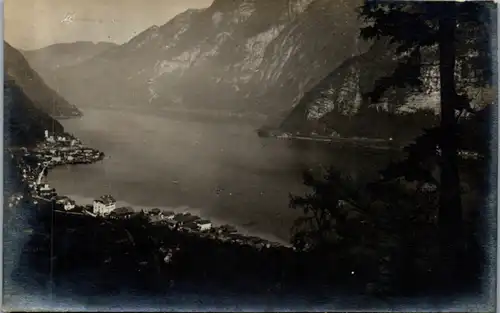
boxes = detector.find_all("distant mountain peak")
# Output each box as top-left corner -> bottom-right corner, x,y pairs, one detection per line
34,0 -> 369,120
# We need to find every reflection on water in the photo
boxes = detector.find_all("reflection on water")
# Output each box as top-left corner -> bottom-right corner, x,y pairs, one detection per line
48,108 -> 401,242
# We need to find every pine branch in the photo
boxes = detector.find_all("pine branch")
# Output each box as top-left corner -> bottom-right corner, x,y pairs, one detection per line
362,48 -> 423,103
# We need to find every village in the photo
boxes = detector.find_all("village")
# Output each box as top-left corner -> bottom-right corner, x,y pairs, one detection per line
7,130 -> 285,258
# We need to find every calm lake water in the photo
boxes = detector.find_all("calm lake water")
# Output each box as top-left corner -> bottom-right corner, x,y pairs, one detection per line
49,108 -> 401,242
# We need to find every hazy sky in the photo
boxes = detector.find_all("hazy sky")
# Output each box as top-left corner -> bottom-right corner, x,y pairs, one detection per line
5,0 -> 213,50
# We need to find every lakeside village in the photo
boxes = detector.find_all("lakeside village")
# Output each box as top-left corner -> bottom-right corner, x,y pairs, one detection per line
8,130 -> 285,252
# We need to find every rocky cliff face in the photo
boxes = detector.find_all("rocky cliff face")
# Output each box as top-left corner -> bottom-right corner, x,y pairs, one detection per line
4,41 -> 82,118
246,0 -> 366,116
41,0 -> 367,119
280,42 -> 494,133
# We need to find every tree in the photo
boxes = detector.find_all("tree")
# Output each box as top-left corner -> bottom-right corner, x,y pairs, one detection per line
289,169 -> 368,251
289,169 -> 385,289
359,1 -> 494,286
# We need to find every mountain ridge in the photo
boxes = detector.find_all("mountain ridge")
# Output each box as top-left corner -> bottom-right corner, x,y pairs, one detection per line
22,41 -> 118,73
31,0 -> 368,119
23,0 -> 494,134
4,41 -> 82,118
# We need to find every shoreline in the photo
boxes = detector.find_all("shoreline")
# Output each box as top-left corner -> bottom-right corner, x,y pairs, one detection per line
62,193 -> 291,247
18,132 -> 291,248
271,134 -> 405,150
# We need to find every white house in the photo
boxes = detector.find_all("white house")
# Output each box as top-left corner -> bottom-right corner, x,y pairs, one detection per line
196,220 -> 212,232
39,183 -> 51,192
93,195 -> 116,216
38,184 -> 55,199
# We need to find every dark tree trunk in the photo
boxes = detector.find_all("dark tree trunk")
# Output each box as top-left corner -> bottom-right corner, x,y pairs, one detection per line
360,93 -> 371,112
437,2 -> 464,289
387,87 -> 406,114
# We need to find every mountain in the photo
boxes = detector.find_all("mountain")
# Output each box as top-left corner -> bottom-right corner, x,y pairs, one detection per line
277,4 -> 495,137
41,0 -> 368,119
279,41 -> 494,138
4,76 -> 64,147
280,39 -> 401,131
5,42 -> 82,118
22,41 -> 118,74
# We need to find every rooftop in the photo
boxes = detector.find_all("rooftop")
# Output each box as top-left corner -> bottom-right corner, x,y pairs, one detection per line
113,207 -> 134,215
173,214 -> 199,223
150,208 -> 161,215
183,221 -> 199,229
95,194 -> 116,204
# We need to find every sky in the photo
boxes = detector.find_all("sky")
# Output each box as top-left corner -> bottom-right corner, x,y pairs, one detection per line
5,0 -> 214,50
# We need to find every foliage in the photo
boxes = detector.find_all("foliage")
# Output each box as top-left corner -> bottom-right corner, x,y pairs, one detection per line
288,166 -> 445,294
358,1 -> 492,269
320,107 -> 438,141
289,169 -> 382,290
380,105 -> 491,185
288,2 -> 494,294
289,169 -> 370,251
288,102 -> 490,293
358,1 -> 494,107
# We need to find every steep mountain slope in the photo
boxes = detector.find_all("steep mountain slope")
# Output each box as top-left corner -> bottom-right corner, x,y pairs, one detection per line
245,0 -> 367,116
44,0 -> 367,118
280,39 -> 399,130
22,41 -> 117,73
4,76 -> 64,147
280,42 -> 494,136
4,42 -> 82,118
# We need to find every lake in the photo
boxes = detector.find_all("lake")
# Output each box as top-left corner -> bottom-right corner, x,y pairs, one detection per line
49,108 -> 401,243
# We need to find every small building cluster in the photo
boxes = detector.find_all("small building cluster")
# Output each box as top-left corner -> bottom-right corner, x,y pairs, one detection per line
139,210 -> 278,249
142,210 -> 213,233
36,183 -> 57,199
45,129 -> 79,146
9,130 -> 287,253
83,203 -> 281,249
109,206 -> 135,219
55,196 -> 77,211
34,130 -> 104,167
8,131 -> 103,209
